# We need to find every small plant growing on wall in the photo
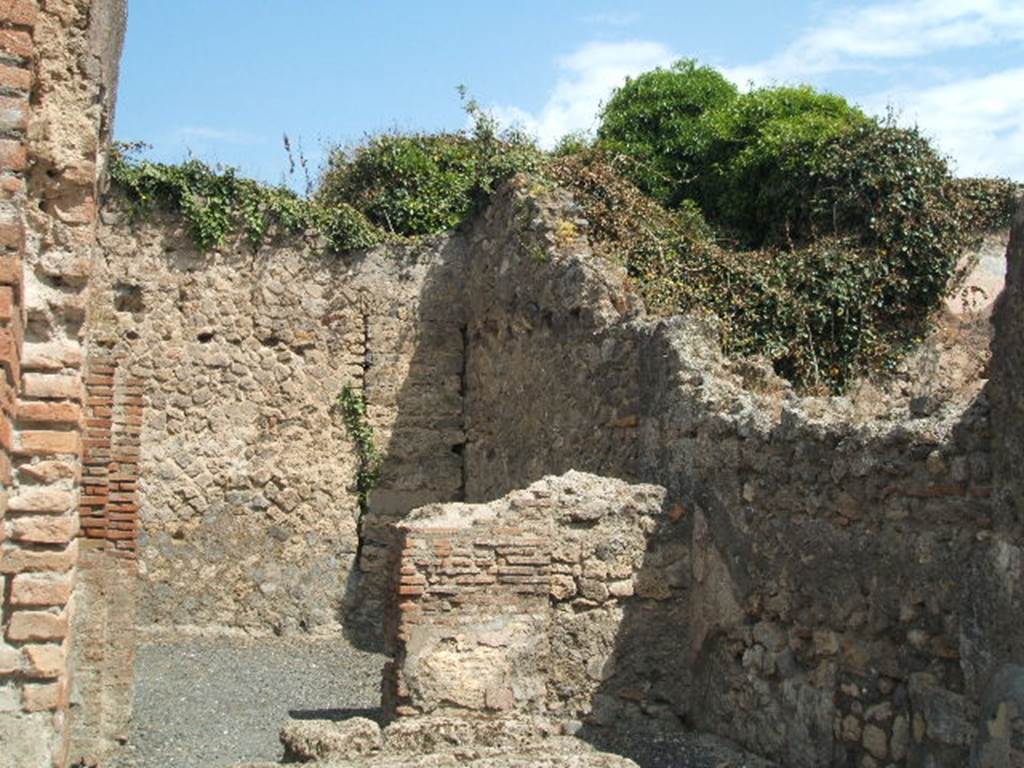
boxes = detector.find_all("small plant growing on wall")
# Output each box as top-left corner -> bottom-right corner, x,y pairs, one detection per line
337,385 -> 382,510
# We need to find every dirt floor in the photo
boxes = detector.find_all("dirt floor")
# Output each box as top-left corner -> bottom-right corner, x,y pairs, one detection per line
111,636 -> 777,768
110,636 -> 385,768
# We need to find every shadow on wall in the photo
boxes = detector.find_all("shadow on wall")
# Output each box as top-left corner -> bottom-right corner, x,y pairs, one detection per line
341,180 -> 648,651
339,234 -> 469,651
575,319 -> 1019,768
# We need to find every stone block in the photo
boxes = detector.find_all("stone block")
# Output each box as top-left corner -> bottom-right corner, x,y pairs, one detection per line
280,717 -> 383,762
7,488 -> 75,514
22,373 -> 83,401
22,644 -> 64,679
10,572 -> 72,606
6,610 -> 68,642
6,514 -> 77,544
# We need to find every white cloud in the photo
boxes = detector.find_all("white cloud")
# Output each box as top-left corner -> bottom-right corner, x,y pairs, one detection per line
725,0 -> 1024,87
582,11 -> 642,27
494,3 -> 1024,178
721,0 -> 1024,179
490,40 -> 676,148
176,126 -> 264,145
867,67 -> 1024,179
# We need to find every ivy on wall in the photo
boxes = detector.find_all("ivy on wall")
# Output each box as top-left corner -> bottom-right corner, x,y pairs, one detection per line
107,65 -> 1020,393
336,385 -> 382,511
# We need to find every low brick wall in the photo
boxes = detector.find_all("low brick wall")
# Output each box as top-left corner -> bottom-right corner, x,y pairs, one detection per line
383,472 -> 665,724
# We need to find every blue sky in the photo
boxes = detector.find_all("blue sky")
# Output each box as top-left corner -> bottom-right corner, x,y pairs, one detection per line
116,1 -> 1024,187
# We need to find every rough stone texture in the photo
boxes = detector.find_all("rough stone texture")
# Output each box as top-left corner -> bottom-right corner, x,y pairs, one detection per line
0,1 -> 126,766
972,203 -> 1024,768
83,179 -> 1024,768
384,472 -> 664,723
272,715 -> 639,768
67,548 -> 136,765
89,216 -> 466,638
445,180 -> 1009,767
5,1 -> 1020,766
462,185 -> 643,500
971,664 -> 1024,768
281,717 -> 383,762
991,204 -> 1024,535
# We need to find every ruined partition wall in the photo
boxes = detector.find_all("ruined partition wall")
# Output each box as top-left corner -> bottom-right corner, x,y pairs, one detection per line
451,180 -> 1022,767
462,185 -> 645,501
384,472 -> 666,723
87,217 -> 467,640
991,205 -> 1024,534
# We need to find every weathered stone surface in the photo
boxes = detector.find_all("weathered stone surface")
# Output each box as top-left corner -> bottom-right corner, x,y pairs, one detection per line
92,214 -> 469,640
991,202 -> 1024,533
91,185 -> 1021,768
387,472 -> 665,723
971,664 -> 1024,768
280,717 -> 383,762
0,712 -> 60,768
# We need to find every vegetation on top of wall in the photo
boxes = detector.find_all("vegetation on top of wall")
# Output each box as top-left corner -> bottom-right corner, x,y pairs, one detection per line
317,95 -> 545,237
550,146 -> 1019,389
109,66 -> 1020,392
583,61 -> 1020,388
109,143 -> 386,253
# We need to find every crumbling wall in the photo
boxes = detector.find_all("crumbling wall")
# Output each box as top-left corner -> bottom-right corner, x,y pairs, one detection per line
0,1 -> 126,766
445,178 -> 1015,767
967,205 -> 1024,768
634,321 -> 994,767
383,472 -> 665,723
88,215 -> 466,640
991,205 -> 1024,534
462,185 -> 644,501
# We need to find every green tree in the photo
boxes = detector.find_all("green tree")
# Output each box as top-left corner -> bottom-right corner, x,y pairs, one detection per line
696,85 -> 872,246
597,59 -> 738,206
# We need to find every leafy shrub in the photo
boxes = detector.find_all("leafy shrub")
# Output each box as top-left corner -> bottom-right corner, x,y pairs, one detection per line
600,66 -> 871,246
953,176 -> 1022,232
804,123 -> 975,315
318,114 -> 544,236
109,144 -> 384,253
546,151 -> 715,313
319,134 -> 482,236
546,150 -> 1011,390
694,85 -> 872,246
598,59 -> 738,206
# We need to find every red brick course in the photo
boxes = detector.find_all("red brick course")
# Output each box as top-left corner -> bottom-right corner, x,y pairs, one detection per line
78,352 -> 143,555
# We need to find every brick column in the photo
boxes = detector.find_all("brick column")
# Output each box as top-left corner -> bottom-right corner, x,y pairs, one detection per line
67,351 -> 140,764
0,1 -> 125,764
0,3 -> 79,766
79,351 -> 143,555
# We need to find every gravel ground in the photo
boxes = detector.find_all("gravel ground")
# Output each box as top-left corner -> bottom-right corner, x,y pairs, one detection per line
585,727 -> 780,768
110,636 -> 385,768
112,637 -> 776,768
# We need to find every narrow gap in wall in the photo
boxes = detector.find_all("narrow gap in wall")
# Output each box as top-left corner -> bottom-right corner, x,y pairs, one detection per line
350,310 -> 372,575
455,323 -> 468,502
0,574 -> 12,635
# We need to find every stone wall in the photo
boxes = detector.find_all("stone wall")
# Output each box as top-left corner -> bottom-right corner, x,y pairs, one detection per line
432,180 -> 1018,767
0,1 -> 125,766
383,472 -> 665,723
969,204 -> 1024,767
86,178 -> 1021,767
88,215 -> 467,642
633,320 -> 996,767
462,185 -> 643,502
991,205 -> 1024,535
